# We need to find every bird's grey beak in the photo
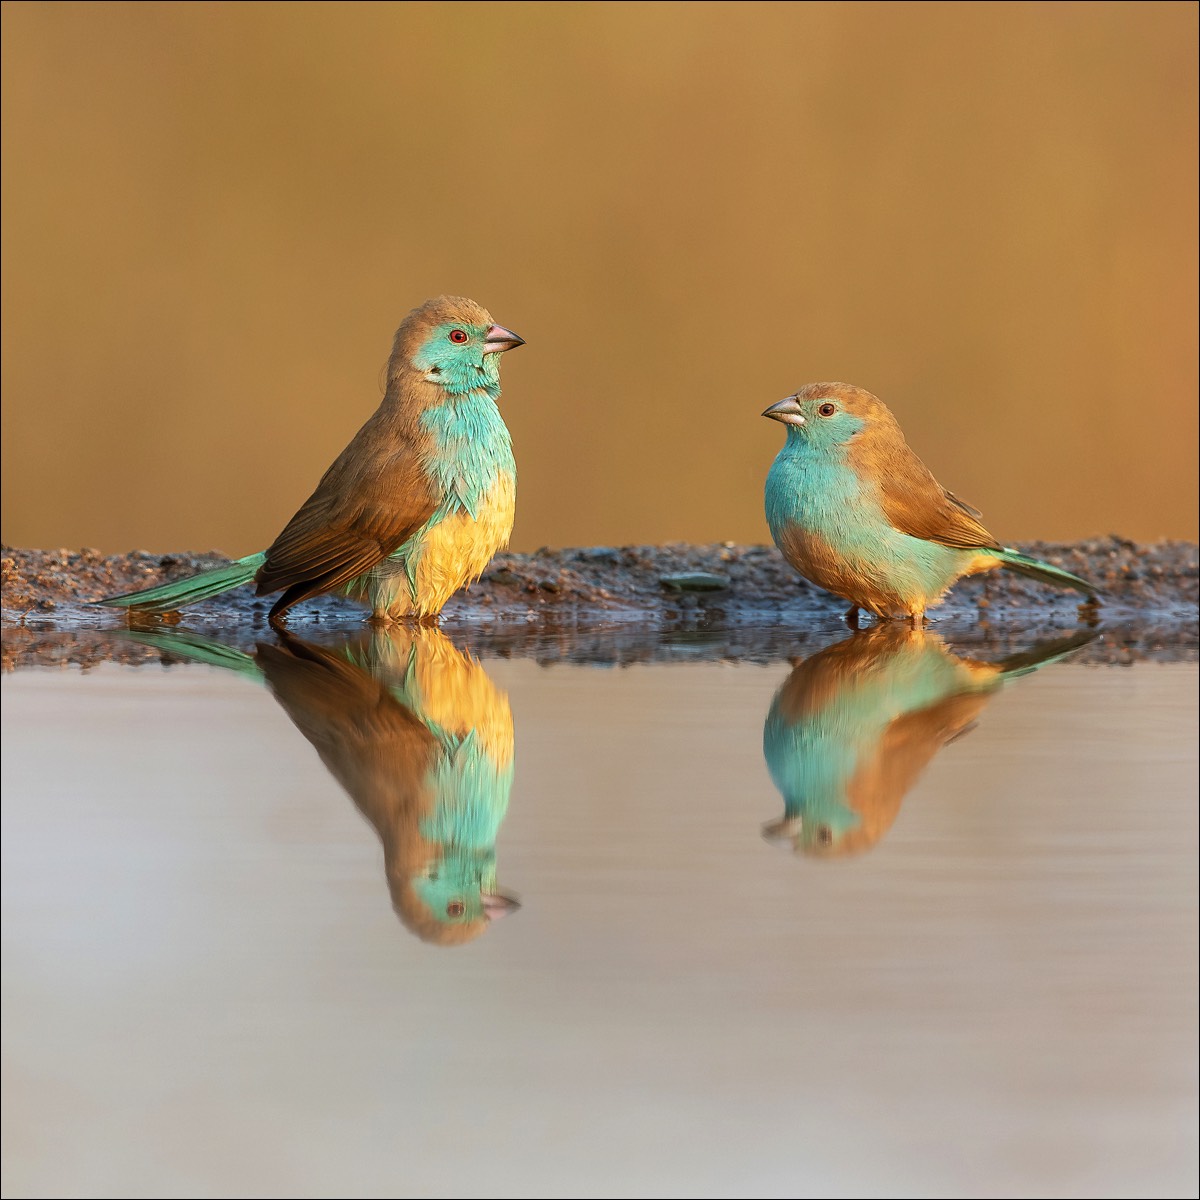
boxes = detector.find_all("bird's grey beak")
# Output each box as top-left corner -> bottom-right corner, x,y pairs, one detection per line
483,324 -> 525,354
762,396 -> 806,426
480,891 -> 521,920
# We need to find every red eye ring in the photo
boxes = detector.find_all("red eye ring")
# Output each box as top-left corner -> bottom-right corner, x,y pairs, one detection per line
449,329 -> 468,344
817,403 -> 837,417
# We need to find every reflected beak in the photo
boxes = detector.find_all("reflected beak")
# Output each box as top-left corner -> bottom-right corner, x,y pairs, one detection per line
762,816 -> 802,846
482,323 -> 526,354
480,891 -> 521,920
762,396 -> 806,426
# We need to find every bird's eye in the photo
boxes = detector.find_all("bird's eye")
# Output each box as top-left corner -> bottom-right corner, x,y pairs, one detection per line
449,329 -> 468,344
817,826 -> 833,846
817,403 -> 837,417
446,900 -> 466,918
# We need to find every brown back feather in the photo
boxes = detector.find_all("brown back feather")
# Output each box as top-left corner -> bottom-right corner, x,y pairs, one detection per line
825,384 -> 1000,551
256,636 -> 438,804
256,400 -> 438,600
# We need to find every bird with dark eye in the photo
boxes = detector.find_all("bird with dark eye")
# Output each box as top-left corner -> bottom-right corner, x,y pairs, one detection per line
449,329 -> 468,343
446,900 -> 466,918
761,380 -> 1100,624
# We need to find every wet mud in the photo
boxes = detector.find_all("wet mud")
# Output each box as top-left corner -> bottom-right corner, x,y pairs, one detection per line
2,538 -> 1195,670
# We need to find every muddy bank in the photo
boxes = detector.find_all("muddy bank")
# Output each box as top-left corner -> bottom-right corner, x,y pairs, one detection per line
3,538 -> 1197,625
2,538 -> 1196,670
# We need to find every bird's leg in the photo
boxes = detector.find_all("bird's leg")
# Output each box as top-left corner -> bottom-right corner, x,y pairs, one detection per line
908,610 -> 926,629
844,604 -> 861,630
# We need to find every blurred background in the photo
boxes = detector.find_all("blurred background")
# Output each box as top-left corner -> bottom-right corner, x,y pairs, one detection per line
2,1 -> 1196,555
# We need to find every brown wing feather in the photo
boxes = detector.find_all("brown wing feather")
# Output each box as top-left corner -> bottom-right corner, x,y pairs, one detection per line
255,637 -> 437,818
853,425 -> 1000,551
255,408 -> 438,599
943,489 -> 983,520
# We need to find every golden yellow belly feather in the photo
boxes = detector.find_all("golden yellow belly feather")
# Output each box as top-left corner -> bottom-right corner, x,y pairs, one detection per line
372,473 -> 516,621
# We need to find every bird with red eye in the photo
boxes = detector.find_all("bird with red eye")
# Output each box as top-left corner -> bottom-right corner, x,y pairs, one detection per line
818,403 -> 837,417
446,901 -> 466,918
96,295 -> 526,626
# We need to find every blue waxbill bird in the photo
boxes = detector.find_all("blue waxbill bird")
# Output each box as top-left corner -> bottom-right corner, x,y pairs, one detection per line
762,624 -> 1097,858
99,296 -> 524,626
762,383 -> 1099,624
125,624 -> 520,946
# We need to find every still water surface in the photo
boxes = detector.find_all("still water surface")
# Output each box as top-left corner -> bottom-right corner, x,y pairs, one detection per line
3,625 -> 1197,1198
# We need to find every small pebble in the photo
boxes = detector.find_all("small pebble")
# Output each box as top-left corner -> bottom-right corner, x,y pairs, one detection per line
659,572 -> 730,592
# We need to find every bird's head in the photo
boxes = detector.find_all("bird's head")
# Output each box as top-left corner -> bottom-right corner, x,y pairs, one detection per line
393,852 -> 521,947
762,813 -> 861,857
388,295 -> 524,397
762,382 -> 892,449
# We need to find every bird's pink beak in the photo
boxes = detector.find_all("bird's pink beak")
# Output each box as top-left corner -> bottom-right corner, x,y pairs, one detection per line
480,891 -> 521,920
762,396 -> 806,426
482,324 -> 526,354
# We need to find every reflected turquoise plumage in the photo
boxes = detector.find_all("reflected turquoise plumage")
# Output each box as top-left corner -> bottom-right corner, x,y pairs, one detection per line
762,625 -> 1096,857
128,625 -> 519,945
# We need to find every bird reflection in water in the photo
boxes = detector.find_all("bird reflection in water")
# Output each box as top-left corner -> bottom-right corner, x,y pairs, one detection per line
135,626 -> 520,945
762,625 -> 1096,859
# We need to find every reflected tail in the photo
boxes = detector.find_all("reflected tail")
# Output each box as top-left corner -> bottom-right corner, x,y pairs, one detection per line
992,628 -> 1100,679
123,629 -> 262,681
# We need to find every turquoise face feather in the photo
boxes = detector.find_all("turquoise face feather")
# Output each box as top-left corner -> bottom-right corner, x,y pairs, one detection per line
411,319 -> 504,397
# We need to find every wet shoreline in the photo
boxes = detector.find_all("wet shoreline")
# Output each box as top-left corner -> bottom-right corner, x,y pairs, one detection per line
2,538 -> 1195,670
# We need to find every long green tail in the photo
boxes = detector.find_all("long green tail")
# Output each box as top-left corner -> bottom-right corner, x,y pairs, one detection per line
995,548 -> 1100,598
95,552 -> 266,614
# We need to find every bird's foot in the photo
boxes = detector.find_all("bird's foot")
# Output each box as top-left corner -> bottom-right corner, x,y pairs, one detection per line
844,605 -> 861,630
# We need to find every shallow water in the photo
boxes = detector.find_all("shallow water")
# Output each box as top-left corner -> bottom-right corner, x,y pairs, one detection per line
3,624 -> 1197,1199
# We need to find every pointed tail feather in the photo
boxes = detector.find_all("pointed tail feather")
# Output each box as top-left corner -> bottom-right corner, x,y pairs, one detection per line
995,549 -> 1101,599
94,552 -> 266,614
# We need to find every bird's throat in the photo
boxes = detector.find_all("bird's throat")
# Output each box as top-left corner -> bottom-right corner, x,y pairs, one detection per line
426,356 -> 502,398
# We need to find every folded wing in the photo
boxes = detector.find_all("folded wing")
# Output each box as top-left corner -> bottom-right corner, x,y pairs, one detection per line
255,412 -> 438,607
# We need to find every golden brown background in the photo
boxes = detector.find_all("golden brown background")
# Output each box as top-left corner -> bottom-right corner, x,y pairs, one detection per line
2,1 -> 1196,555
